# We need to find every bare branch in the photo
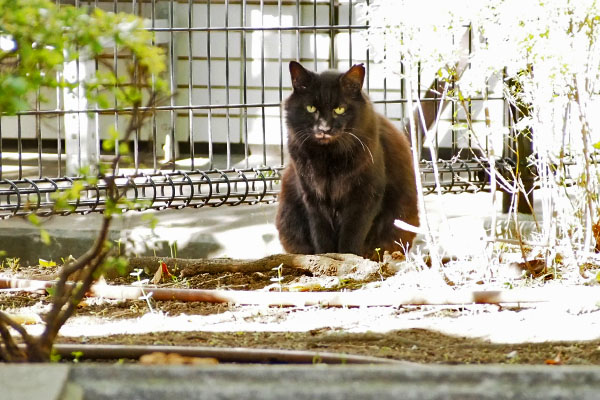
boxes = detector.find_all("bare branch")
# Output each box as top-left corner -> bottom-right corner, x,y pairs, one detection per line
0,318 -> 24,362
0,310 -> 43,360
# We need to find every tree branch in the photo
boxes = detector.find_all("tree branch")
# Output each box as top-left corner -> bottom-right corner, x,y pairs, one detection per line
127,253 -> 382,280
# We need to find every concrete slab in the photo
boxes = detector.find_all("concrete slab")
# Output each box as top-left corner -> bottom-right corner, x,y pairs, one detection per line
0,364 -> 74,400
0,191 -> 510,266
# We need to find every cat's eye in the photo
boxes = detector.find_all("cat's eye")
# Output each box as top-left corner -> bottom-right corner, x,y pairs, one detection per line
306,105 -> 317,113
333,106 -> 346,115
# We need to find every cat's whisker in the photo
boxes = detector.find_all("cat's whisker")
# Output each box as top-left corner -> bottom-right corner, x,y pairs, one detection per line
292,128 -> 316,147
346,131 -> 374,164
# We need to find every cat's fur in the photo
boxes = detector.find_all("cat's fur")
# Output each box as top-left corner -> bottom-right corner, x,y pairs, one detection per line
276,61 -> 419,257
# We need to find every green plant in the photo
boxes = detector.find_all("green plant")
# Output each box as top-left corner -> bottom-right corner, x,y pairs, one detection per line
0,0 -> 167,362
131,268 -> 154,313
170,241 -> 178,259
71,350 -> 84,363
49,347 -> 61,363
115,239 -> 123,257
0,0 -> 167,115
270,263 -> 284,292
60,255 -> 76,265
5,257 -> 20,272
169,241 -> 179,273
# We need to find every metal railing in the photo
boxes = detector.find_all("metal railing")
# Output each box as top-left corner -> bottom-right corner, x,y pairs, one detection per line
0,0 -> 510,219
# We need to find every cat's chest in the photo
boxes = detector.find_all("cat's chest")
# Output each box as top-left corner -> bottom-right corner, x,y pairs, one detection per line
292,146 -> 377,204
301,166 -> 357,205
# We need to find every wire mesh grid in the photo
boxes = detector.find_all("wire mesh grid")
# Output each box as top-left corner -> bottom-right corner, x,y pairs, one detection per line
0,0 -> 511,218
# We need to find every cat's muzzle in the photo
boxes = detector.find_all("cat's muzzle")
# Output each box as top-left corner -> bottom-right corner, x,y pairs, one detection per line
314,131 -> 333,143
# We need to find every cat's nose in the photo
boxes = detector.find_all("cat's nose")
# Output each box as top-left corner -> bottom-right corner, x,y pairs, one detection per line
317,120 -> 331,132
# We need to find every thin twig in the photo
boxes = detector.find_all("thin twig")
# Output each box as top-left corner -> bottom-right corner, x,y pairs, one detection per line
0,318 -> 23,361
405,65 -> 441,268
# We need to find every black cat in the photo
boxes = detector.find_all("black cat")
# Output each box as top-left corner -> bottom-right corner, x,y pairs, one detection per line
276,61 -> 419,257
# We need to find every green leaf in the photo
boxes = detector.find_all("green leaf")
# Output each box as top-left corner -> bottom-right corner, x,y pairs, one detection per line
46,286 -> 56,297
49,347 -> 61,363
71,351 -> 83,363
71,351 -> 84,363
108,125 -> 120,140
40,229 -> 51,245
118,142 -> 129,155
141,213 -> 158,229
28,213 -> 41,226
451,123 -> 469,131
78,166 -> 91,177
102,131 -> 118,152
4,76 -> 28,95
593,141 -> 600,150
39,258 -> 57,268
95,93 -> 110,109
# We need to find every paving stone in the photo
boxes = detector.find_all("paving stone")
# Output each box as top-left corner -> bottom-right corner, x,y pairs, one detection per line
0,364 -> 74,400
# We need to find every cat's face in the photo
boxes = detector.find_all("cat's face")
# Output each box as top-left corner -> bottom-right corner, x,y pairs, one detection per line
285,62 -> 366,146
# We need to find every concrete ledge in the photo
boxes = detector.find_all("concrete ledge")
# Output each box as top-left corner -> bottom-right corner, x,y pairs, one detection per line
0,204 -> 283,266
3,359 -> 600,399
67,364 -> 600,400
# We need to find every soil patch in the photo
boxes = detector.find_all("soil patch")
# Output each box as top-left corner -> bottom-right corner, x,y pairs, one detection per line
2,258 -> 600,365
56,329 -> 600,365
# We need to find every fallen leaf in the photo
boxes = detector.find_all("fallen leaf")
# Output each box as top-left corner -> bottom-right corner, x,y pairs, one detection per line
545,352 -> 562,365
511,258 -> 548,278
151,263 -> 163,284
139,352 -> 218,365
39,259 -> 57,268
152,261 -> 174,284
8,313 -> 41,325
593,219 -> 600,253
443,274 -> 455,287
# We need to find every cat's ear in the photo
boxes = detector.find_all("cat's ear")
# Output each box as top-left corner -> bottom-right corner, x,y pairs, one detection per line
341,64 -> 365,94
290,61 -> 312,91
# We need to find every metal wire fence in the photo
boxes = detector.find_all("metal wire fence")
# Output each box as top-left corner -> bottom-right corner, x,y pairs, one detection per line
0,0 -> 512,218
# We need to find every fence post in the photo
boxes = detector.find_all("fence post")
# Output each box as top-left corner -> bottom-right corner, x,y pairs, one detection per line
63,57 -> 98,177
502,101 -> 534,214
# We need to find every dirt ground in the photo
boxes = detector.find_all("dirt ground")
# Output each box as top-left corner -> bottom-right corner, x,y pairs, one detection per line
2,256 -> 600,365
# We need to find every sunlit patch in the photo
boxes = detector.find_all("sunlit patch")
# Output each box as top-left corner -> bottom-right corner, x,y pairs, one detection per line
0,35 -> 15,52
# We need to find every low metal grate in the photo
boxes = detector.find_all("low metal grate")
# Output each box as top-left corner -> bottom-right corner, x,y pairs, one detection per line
0,167 -> 283,217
